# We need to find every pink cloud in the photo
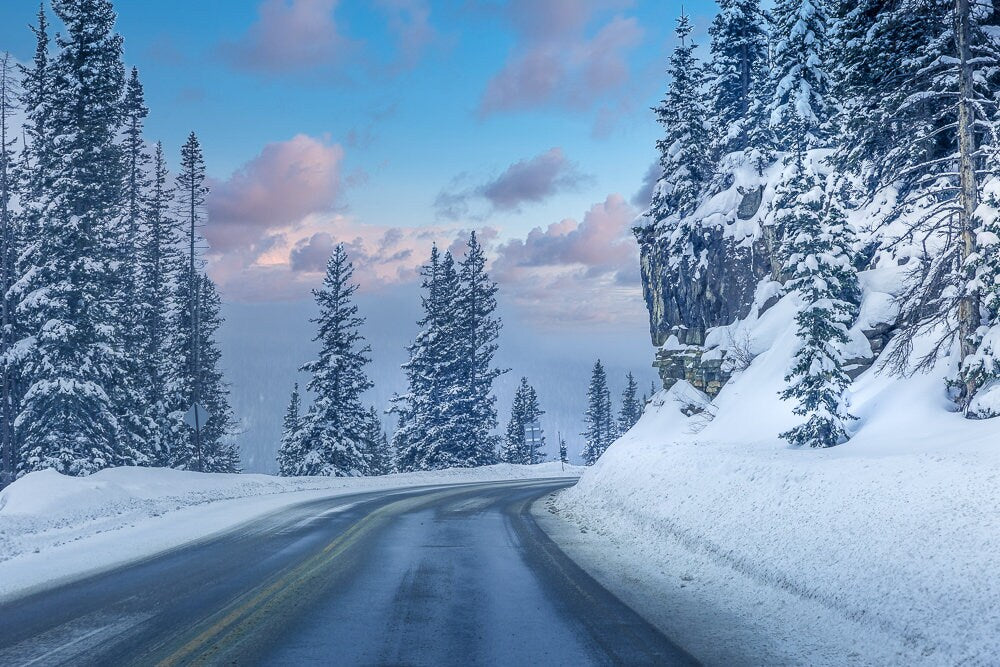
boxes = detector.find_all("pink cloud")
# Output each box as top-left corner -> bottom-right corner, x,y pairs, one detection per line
208,208 -> 495,302
490,194 -> 644,326
221,0 -> 354,73
222,0 -> 435,76
206,134 -> 345,253
202,135 -> 642,327
479,1 -> 643,116
494,194 -> 637,275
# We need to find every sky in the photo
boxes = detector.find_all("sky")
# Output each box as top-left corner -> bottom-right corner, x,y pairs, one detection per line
0,0 -> 720,469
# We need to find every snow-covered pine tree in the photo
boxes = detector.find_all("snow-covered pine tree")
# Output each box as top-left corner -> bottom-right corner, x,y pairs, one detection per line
122,67 -> 148,251
166,132 -> 210,470
392,246 -> 463,471
707,0 -> 769,156
16,4 -> 53,257
16,0 -> 135,475
138,143 -> 184,465
10,6 -> 53,479
391,248 -> 438,473
453,232 -> 504,467
277,383 -> 305,476
581,360 -> 613,465
765,0 -> 834,152
362,406 -> 394,476
500,378 -> 528,464
833,0 -> 1000,412
777,156 -> 860,447
617,372 -> 642,435
194,275 -> 239,472
500,377 -> 545,464
0,53 -> 17,486
650,13 -> 714,222
112,64 -> 156,466
603,380 -> 615,441
296,244 -> 373,477
558,434 -> 568,467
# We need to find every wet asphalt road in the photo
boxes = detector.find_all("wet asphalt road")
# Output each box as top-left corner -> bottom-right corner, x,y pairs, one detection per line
0,479 -> 697,666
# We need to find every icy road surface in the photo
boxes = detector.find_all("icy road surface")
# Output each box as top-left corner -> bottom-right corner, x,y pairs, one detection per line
0,479 -> 695,666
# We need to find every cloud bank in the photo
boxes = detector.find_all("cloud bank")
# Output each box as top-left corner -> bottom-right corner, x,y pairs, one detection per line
478,0 -> 643,119
221,0 -> 436,77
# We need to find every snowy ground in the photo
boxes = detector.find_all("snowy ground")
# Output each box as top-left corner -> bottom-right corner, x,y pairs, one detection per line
553,346 -> 1000,664
0,463 -> 579,602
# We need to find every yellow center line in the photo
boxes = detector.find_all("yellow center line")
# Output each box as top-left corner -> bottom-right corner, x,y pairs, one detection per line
156,500 -> 396,667
154,484 -> 495,667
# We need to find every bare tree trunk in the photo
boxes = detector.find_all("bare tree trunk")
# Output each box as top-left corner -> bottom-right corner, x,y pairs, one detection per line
954,0 -> 981,410
0,55 -> 13,487
189,182 -> 202,472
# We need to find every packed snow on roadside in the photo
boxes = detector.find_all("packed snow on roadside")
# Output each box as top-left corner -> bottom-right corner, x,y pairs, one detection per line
0,462 -> 579,601
554,296 -> 1000,665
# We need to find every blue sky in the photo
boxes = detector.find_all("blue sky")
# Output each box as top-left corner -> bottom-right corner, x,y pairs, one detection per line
1,0 -> 722,467
1,0 -> 719,325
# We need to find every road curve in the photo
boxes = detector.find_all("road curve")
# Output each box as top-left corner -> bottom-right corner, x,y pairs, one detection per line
0,479 -> 697,666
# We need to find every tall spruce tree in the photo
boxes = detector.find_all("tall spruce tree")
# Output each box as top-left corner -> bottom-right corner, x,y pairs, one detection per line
10,6 -> 53,478
617,372 -> 642,436
166,133 -> 210,470
392,246 -> 463,471
766,0 -> 834,151
650,13 -> 714,221
277,383 -> 304,476
362,406 -> 393,476
500,377 -> 544,465
453,232 -> 504,467
16,0 -> 134,474
193,275 -> 239,472
777,159 -> 860,447
707,0 -> 769,155
113,65 -> 156,466
139,143 -> 183,465
581,360 -> 613,465
0,54 -> 18,486
296,244 -> 373,476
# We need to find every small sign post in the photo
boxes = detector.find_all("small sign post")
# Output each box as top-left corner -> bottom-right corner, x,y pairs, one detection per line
184,403 -> 211,472
183,403 -> 211,432
524,420 -> 543,465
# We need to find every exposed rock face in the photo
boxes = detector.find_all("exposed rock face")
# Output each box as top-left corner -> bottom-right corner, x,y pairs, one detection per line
651,327 -> 733,398
637,225 -> 775,348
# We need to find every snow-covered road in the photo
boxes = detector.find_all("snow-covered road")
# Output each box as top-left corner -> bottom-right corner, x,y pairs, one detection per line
0,478 -> 693,666
0,463 -> 579,602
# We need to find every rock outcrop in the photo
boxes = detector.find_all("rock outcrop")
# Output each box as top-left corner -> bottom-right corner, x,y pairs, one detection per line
651,327 -> 733,398
637,226 -> 774,348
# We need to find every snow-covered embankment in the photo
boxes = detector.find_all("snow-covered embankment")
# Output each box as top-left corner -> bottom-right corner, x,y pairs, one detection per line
0,462 -> 579,601
552,349 -> 1000,665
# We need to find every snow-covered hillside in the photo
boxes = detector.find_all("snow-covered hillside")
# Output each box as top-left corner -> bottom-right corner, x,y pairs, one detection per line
558,1 -> 1000,655
0,463 -> 579,602
555,340 -> 1000,664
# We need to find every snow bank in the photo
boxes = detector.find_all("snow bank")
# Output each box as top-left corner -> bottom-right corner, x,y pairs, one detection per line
0,463 -> 579,601
555,360 -> 1000,664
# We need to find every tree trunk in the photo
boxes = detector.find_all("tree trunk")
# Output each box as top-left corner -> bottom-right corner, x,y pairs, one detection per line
0,56 -> 13,487
954,0 -> 981,410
